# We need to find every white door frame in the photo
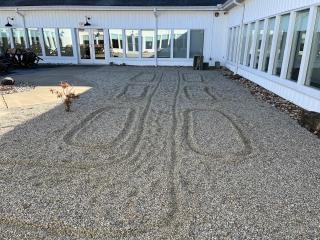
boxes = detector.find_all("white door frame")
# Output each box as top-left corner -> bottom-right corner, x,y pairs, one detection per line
77,28 -> 106,64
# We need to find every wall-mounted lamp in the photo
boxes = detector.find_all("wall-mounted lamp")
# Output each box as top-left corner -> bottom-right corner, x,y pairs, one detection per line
5,17 -> 14,27
214,12 -> 220,17
84,16 -> 91,26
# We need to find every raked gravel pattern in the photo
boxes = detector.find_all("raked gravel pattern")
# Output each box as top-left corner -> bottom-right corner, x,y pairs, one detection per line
0,66 -> 320,239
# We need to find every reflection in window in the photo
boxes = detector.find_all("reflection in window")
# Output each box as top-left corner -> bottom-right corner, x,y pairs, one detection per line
253,20 -> 265,69
245,23 -> 255,66
0,28 -> 11,55
28,28 -> 42,56
227,28 -> 232,60
142,30 -> 155,58
109,29 -> 123,58
43,28 -> 58,56
93,29 -> 104,59
190,30 -> 204,58
306,8 -> 320,89
287,10 -> 309,81
173,30 -> 187,58
273,14 -> 290,76
59,28 -> 73,57
157,30 -> 171,58
262,18 -> 275,72
240,24 -> 248,65
232,27 -> 240,62
229,28 -> 235,61
78,29 -> 90,59
125,30 -> 139,58
12,28 -> 26,49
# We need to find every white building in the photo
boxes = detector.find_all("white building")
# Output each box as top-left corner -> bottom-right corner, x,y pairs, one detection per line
0,0 -> 320,112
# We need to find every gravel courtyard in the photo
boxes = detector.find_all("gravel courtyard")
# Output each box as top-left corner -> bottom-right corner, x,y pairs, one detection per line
0,66 -> 320,239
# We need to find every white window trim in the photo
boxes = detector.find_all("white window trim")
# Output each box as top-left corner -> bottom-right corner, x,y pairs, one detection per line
250,21 -> 258,68
258,19 -> 269,70
242,24 -> 250,66
298,6 -> 318,85
268,15 -> 281,75
280,12 -> 296,80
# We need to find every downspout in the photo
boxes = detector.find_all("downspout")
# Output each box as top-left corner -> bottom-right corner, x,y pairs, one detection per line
16,8 -> 29,48
234,0 -> 245,74
154,8 -> 158,67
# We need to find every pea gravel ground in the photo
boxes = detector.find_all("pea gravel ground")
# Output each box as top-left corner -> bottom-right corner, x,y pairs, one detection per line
0,66 -> 320,239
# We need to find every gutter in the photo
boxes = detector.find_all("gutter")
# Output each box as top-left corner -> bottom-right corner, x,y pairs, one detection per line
16,8 -> 29,48
0,5 -> 221,12
235,0 -> 245,74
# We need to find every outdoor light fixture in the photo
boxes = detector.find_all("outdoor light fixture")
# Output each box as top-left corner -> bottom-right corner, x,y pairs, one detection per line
84,16 -> 91,26
5,17 -> 14,27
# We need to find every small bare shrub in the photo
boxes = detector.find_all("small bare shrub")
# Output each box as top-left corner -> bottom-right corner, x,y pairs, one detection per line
50,81 -> 79,112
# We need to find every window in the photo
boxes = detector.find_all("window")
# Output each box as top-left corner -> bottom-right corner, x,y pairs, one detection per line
232,27 -> 240,62
93,29 -> 105,59
253,20 -> 265,69
59,28 -> 73,57
0,28 -> 11,55
12,28 -> 26,49
240,24 -> 248,65
273,14 -> 290,76
190,30 -> 204,58
109,29 -> 123,58
287,10 -> 309,81
306,7 -> 320,89
28,28 -> 42,56
229,28 -> 236,61
173,29 -> 187,58
157,29 -> 171,58
227,28 -> 232,60
142,30 -> 155,58
43,28 -> 58,56
245,23 -> 255,66
262,18 -> 276,72
125,30 -> 139,58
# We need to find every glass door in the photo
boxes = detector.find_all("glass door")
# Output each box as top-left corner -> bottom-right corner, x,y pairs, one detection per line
78,29 -> 106,64
92,29 -> 105,62
78,29 -> 92,63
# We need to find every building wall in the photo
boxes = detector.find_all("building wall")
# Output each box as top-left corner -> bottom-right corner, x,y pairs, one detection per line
0,9 -> 227,66
226,0 -> 320,112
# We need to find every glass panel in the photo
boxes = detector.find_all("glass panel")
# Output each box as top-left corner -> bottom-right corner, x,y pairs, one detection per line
190,29 -> 204,58
233,27 -> 240,62
109,29 -> 123,58
287,10 -> 309,81
142,30 -> 155,58
273,14 -> 290,76
229,28 -> 235,61
43,28 -> 58,56
306,8 -> 320,89
12,28 -> 26,49
0,28 -> 11,55
59,28 -> 73,57
227,28 -> 232,60
253,20 -> 265,69
125,30 -> 139,58
78,29 -> 91,59
157,29 -> 171,58
262,18 -> 276,72
173,29 -> 187,58
93,29 -> 104,59
28,28 -> 42,56
240,24 -> 248,65
245,23 -> 255,66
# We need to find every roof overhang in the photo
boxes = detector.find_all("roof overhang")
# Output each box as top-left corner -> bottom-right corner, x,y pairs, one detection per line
222,0 -> 245,11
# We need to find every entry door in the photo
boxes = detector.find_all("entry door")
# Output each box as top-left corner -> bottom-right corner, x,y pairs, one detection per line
78,29 -> 105,64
